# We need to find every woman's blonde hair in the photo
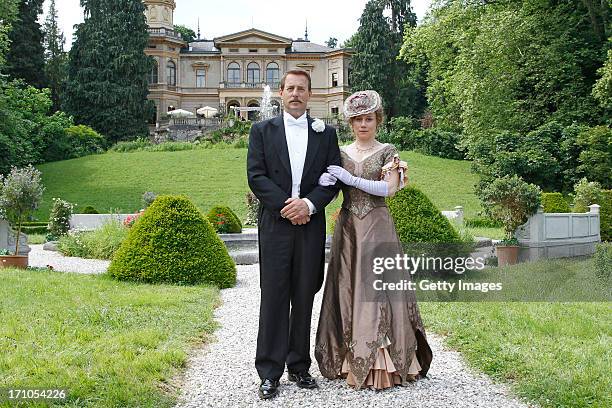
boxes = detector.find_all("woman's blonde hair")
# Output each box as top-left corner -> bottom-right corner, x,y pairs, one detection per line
347,108 -> 385,128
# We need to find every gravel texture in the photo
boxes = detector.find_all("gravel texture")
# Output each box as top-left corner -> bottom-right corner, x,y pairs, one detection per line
28,244 -> 109,274
175,265 -> 533,408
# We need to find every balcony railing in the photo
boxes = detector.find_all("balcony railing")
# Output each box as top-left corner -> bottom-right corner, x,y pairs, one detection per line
147,27 -> 183,41
220,82 -> 280,89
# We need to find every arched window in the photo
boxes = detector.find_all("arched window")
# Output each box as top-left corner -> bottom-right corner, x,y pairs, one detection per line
266,62 -> 279,87
227,100 -> 240,117
227,62 -> 240,85
247,62 -> 260,84
149,60 -> 158,84
167,60 -> 176,86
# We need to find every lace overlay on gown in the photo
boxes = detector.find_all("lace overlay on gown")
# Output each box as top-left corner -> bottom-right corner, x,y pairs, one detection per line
315,143 -> 433,390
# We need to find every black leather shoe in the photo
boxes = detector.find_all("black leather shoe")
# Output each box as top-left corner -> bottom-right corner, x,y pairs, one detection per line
288,371 -> 318,389
258,378 -> 280,400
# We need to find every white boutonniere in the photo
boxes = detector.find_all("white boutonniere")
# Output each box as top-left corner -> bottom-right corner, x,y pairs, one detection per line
311,118 -> 325,133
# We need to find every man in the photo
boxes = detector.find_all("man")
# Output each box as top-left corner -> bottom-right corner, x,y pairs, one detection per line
247,69 -> 341,400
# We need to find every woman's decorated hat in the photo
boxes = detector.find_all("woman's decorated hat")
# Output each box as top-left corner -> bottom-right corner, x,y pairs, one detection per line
343,90 -> 382,118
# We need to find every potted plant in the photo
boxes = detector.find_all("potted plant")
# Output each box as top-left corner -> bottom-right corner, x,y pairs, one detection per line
479,175 -> 541,266
0,165 -> 45,269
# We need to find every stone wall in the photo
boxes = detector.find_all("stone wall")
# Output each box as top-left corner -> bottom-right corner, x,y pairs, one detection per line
515,204 -> 601,262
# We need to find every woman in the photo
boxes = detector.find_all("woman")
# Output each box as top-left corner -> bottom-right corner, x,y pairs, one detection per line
314,90 -> 433,390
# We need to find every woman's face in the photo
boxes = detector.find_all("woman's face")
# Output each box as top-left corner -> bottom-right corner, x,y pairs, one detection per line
351,112 -> 378,141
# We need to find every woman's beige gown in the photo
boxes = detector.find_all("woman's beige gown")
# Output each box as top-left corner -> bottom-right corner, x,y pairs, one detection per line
315,143 -> 433,389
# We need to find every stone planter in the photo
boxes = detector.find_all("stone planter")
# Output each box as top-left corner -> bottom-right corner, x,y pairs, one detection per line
0,255 -> 28,269
496,245 -> 520,267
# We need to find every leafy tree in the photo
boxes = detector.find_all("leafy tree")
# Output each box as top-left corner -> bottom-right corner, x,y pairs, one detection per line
593,46 -> 612,123
174,24 -> 195,43
64,0 -> 154,143
400,0 -> 611,193
341,33 -> 359,48
4,0 -> 47,88
43,0 -> 68,112
325,37 -> 338,48
0,0 -> 18,69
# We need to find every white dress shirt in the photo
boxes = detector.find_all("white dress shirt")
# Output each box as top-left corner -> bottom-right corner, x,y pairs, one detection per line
283,111 -> 316,215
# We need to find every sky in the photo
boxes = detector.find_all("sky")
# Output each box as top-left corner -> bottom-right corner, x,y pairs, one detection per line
44,0 -> 434,50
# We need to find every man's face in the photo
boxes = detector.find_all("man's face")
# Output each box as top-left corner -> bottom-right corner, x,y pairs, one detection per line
280,73 -> 311,117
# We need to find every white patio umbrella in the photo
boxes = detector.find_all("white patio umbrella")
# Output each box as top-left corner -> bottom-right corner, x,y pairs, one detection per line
196,106 -> 218,118
167,108 -> 195,118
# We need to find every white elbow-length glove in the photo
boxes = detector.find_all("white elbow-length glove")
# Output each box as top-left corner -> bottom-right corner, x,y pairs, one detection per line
326,165 -> 389,197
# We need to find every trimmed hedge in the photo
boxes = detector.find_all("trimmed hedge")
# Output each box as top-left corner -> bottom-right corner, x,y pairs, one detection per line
387,185 -> 462,244
81,205 -> 100,214
108,195 -> 236,287
542,192 -> 571,213
601,190 -> 611,242
594,242 -> 611,281
22,225 -> 48,235
464,216 -> 503,228
206,205 -> 242,234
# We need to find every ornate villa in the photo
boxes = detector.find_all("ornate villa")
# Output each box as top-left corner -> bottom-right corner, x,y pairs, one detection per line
144,0 -> 354,121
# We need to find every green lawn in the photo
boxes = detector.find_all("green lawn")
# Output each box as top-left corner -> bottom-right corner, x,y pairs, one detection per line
420,257 -> 611,408
0,268 -> 220,407
35,149 -> 493,233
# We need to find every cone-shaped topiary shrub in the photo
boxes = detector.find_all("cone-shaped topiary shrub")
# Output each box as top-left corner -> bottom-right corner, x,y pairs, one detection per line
387,186 -> 471,273
108,195 -> 236,288
387,185 -> 462,244
206,205 -> 242,233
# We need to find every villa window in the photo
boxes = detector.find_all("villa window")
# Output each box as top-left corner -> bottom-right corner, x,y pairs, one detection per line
247,62 -> 260,84
196,69 -> 206,87
227,62 -> 241,84
266,62 -> 280,86
332,72 -> 338,87
167,60 -> 176,86
148,60 -> 158,84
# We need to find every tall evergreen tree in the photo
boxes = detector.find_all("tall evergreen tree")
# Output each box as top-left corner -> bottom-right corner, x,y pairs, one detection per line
350,0 -> 419,118
43,0 -> 67,112
5,0 -> 47,88
64,0 -> 154,142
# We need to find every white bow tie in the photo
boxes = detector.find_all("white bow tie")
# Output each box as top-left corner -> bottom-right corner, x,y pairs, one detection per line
286,116 -> 308,128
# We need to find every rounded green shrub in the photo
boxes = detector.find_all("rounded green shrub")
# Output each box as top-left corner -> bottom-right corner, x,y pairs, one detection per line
81,205 -> 100,214
108,195 -> 236,287
206,205 -> 242,234
541,192 -> 571,213
387,185 -> 462,244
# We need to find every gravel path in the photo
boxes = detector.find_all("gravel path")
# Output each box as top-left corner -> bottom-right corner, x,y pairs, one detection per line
175,265 -> 533,408
28,244 -> 109,274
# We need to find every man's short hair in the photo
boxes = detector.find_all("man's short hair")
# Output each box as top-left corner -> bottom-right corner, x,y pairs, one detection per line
280,69 -> 312,91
